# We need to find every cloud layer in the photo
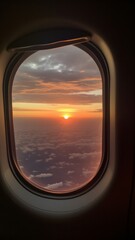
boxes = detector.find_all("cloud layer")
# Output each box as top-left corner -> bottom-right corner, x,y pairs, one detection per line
12,45 -> 102,109
15,118 -> 102,193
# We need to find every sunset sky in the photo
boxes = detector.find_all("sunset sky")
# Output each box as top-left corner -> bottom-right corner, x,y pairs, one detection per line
12,45 -> 102,119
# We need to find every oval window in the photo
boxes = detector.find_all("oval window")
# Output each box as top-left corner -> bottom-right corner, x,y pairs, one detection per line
12,44 -> 103,194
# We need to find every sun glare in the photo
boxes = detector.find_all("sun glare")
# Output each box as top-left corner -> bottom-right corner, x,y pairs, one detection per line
63,114 -> 70,120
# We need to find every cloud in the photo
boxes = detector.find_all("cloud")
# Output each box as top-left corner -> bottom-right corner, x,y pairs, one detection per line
21,146 -> 33,153
45,181 -> 63,190
49,165 -> 56,170
37,146 -> 45,150
45,157 -> 53,162
55,138 -> 92,148
50,153 -> 56,157
67,170 -> 75,174
82,168 -> 94,177
12,45 -> 102,106
58,161 -> 66,168
65,181 -> 73,187
29,173 -> 53,178
44,153 -> 56,162
35,159 -> 43,163
18,46 -> 100,79
16,93 -> 101,105
68,152 -> 100,160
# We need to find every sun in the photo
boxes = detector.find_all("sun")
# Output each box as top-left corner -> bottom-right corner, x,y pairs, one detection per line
63,114 -> 70,120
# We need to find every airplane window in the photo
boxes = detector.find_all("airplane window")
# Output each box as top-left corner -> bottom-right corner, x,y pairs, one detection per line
11,45 -> 103,195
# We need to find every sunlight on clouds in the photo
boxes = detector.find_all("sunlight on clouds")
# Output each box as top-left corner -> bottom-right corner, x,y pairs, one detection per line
13,102 -> 54,111
12,45 -> 103,194
12,45 -> 102,119
58,108 -> 77,113
27,63 -> 38,69
69,89 -> 102,96
13,102 -> 102,118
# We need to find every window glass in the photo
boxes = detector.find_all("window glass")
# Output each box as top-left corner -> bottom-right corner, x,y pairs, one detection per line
12,45 -> 103,194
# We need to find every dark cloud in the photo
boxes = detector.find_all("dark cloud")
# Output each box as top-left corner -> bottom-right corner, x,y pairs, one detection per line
13,45 -> 102,105
19,46 -> 100,75
16,68 -> 100,83
13,92 -> 102,105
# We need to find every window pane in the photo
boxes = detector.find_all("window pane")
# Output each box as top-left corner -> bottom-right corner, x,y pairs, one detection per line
12,45 -> 103,194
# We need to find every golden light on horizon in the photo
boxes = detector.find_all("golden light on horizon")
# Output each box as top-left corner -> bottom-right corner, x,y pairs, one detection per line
12,102 -> 102,119
12,45 -> 103,121
63,114 -> 70,120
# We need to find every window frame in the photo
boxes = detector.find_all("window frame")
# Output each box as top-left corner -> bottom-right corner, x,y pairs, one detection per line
3,37 -> 110,199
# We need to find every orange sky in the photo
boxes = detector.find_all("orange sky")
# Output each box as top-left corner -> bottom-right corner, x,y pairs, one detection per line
12,102 -> 102,119
12,45 -> 102,119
